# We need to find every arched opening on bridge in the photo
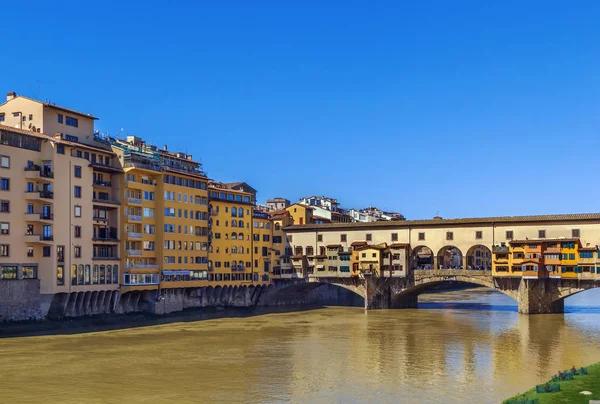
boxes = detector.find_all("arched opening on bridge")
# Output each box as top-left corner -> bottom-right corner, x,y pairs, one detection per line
410,246 -> 434,270
261,281 -> 364,307
465,245 -> 492,271
437,246 -> 463,269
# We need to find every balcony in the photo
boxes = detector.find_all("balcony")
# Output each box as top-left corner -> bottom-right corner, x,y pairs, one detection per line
93,227 -> 118,242
127,250 -> 142,256
128,215 -> 142,222
127,232 -> 142,239
24,165 -> 54,182
25,190 -> 54,201
545,246 -> 561,254
93,180 -> 112,187
24,234 -> 54,245
128,197 -> 142,205
93,196 -> 120,206
93,256 -> 120,261
24,212 -> 53,223
125,264 -> 159,269
492,246 -> 509,253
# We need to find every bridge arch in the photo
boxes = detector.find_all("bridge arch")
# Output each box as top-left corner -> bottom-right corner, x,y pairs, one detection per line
465,245 -> 492,270
437,246 -> 463,269
389,270 -> 518,308
258,278 -> 365,307
410,245 -> 434,269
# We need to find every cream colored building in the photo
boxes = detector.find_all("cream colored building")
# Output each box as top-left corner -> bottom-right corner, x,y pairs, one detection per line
285,214 -> 600,274
0,92 -> 122,315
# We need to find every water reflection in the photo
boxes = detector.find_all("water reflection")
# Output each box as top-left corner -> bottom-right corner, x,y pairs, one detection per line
0,288 -> 599,403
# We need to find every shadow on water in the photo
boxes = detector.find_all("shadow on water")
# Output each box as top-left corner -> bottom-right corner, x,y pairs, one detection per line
0,304 -> 331,339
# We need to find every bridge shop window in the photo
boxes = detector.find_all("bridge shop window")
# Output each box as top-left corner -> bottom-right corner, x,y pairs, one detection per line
418,232 -> 425,241
391,233 -> 398,242
538,230 -> 546,238
475,231 -> 482,239
446,232 -> 453,241
572,229 -> 580,238
505,230 -> 513,240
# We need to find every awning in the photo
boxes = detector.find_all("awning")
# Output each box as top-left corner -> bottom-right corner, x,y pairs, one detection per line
162,270 -> 190,275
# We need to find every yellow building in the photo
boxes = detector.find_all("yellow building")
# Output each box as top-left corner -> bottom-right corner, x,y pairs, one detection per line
269,210 -> 294,278
286,203 -> 314,225
356,244 -> 388,276
208,182 -> 255,286
102,135 -> 210,293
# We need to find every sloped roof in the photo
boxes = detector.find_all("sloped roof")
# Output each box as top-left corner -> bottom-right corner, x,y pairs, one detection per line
0,94 -> 98,119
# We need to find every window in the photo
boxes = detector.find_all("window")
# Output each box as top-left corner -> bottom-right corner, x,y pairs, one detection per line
28,114 -> 33,121
0,245 -> 8,257
0,114 -> 4,122
506,231 -> 513,240
74,165 -> 81,178
0,178 -> 9,190
538,230 -> 546,238
446,232 -> 453,241
418,232 -> 425,241
43,246 -> 51,257
22,266 -> 37,279
0,156 -> 9,168
0,265 -> 16,279
74,225 -> 81,238
475,231 -> 482,240
0,200 -> 8,212
361,253 -> 366,258
66,116 -> 78,127
74,246 -> 81,258
57,144 -> 64,154
0,222 -> 8,235
572,229 -> 580,238
391,233 -> 398,242
74,205 -> 82,217
57,114 -> 63,124
317,234 -> 323,242
57,266 -> 64,285
74,186 -> 82,198
366,234 -> 372,242
569,253 -> 575,260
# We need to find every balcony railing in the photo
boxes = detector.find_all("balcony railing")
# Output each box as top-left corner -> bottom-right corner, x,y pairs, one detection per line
127,250 -> 142,256
128,215 -> 142,221
128,232 -> 142,239
93,256 -> 120,261
93,180 -> 112,187
125,264 -> 159,269
128,197 -> 142,205
492,246 -> 509,253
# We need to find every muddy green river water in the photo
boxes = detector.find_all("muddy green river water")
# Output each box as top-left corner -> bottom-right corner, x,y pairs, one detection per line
1,288 -> 600,404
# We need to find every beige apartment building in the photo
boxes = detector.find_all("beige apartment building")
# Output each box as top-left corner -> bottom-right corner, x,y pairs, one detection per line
0,92 -> 122,316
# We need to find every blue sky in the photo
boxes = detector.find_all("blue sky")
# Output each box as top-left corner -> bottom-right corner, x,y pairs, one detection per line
3,1 -> 599,219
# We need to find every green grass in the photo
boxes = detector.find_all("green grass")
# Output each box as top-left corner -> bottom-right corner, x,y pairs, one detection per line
503,363 -> 600,404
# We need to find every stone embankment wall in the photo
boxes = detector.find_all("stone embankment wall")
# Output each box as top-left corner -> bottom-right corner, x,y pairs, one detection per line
5,280 -> 363,322
0,280 -> 43,321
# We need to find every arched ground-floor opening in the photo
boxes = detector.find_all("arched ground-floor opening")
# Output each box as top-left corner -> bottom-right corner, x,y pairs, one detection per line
410,246 -> 434,270
437,246 -> 463,269
465,245 -> 492,270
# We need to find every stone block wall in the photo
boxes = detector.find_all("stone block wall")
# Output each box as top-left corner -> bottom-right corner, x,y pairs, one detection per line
0,280 -> 43,321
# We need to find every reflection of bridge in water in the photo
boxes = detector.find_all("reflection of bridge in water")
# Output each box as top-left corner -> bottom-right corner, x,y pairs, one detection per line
266,270 -> 600,314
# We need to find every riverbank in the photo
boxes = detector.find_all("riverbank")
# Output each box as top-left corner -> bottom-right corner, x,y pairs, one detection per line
503,362 -> 600,404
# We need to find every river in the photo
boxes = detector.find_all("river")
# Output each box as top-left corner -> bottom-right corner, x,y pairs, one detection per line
1,288 -> 600,404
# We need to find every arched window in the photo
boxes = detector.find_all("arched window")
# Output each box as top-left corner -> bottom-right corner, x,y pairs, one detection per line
232,247 -> 237,254
93,265 -> 99,284
231,221 -> 237,228
99,265 -> 106,284
275,223 -> 281,230
84,265 -> 91,284
239,245 -> 244,253
225,234 -> 229,240
232,233 -> 237,240
208,260 -> 213,270
71,265 -> 77,285
238,232 -> 243,240
106,265 -> 112,284
77,265 -> 84,284
232,260 -> 237,269
238,220 -> 243,228
238,208 -> 244,218
232,207 -> 237,217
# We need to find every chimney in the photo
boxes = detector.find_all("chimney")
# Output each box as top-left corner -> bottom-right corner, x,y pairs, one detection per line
6,92 -> 16,102
163,144 -> 168,151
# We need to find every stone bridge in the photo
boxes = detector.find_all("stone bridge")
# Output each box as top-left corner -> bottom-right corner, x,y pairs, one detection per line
286,270 -> 600,314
